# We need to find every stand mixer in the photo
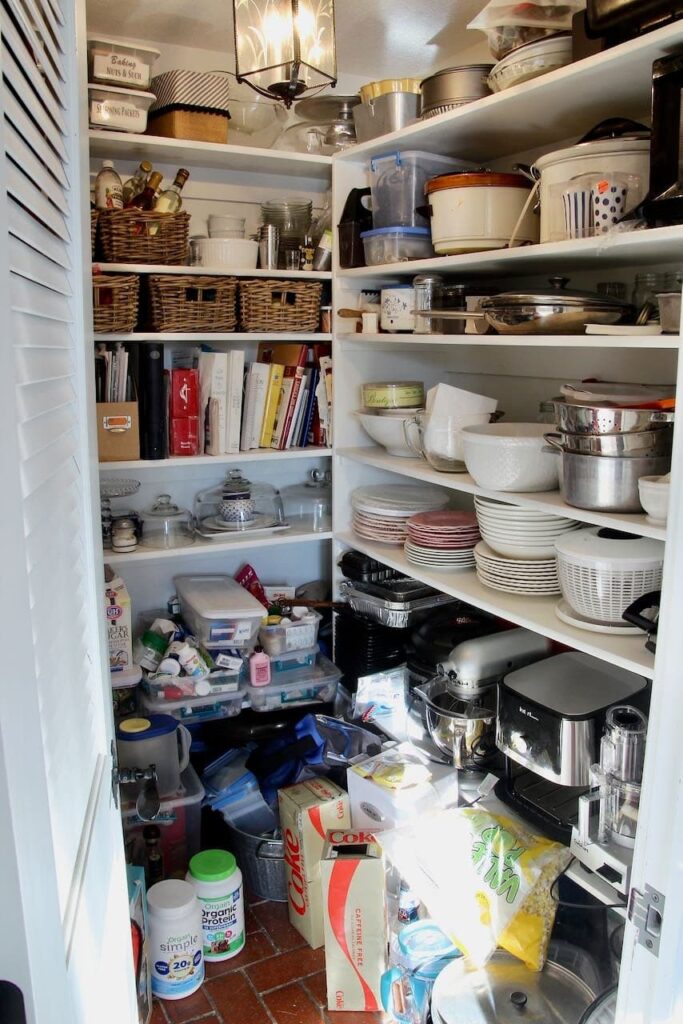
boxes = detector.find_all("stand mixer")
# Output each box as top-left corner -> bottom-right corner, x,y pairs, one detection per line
570,705 -> 648,895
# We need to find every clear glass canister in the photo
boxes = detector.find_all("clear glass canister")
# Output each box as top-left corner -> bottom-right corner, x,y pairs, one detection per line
281,469 -> 332,532
139,494 -> 195,549
412,274 -> 444,335
194,469 -> 284,532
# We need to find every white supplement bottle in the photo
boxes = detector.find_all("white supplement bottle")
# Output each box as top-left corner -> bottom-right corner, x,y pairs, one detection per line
147,879 -> 204,1000
187,849 -> 245,961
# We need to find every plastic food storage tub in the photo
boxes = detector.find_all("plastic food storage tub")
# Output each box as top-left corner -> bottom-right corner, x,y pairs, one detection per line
175,575 -> 265,649
361,226 -> 434,265
122,764 -> 204,877
269,646 -> 320,672
87,36 -> 160,90
369,150 -> 472,228
88,84 -> 156,133
259,610 -> 322,655
248,653 -> 341,712
140,686 -> 245,723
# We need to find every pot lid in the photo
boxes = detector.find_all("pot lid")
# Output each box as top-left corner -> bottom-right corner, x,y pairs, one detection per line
432,951 -> 596,1024
421,64 -> 494,87
554,526 -> 665,564
482,277 -> 629,309
426,171 -> 531,193
141,494 -> 190,519
578,985 -> 618,1024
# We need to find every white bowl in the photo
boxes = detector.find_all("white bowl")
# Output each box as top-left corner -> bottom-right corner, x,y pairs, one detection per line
356,410 -> 414,458
638,475 -> 670,523
194,237 -> 258,269
462,422 -> 560,492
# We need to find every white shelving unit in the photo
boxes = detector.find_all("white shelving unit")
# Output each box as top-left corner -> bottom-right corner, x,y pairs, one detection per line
95,332 -> 332,343
106,525 -> 334,565
100,447 -> 332,471
94,261 -> 332,280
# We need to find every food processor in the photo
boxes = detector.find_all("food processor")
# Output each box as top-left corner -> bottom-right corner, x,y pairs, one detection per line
570,705 -> 648,895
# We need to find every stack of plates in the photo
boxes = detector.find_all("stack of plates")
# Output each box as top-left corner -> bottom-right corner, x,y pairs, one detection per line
405,510 -> 480,571
474,541 -> 561,595
474,496 -> 581,559
351,485 -> 448,545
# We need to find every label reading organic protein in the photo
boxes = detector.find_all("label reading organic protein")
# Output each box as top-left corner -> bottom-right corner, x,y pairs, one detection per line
199,889 -> 245,960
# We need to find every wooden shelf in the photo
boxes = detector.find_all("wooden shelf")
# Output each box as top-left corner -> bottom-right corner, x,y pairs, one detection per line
337,332 -> 681,350
336,446 -> 667,541
89,129 -> 332,183
106,525 -> 333,564
99,448 -> 332,471
94,332 -> 332,343
335,531 -> 655,679
94,262 -> 332,280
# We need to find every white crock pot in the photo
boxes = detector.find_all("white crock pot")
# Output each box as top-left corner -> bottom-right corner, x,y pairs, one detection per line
533,136 -> 650,242
425,172 -> 538,254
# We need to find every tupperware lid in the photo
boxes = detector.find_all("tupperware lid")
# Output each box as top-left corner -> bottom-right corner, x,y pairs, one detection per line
360,226 -> 431,238
554,527 -> 665,565
87,83 -> 156,101
426,171 -> 531,194
87,35 -> 161,59
116,714 -> 178,740
189,848 -> 238,882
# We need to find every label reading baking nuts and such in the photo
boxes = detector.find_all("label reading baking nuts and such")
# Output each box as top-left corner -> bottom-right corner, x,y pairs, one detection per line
93,53 -> 150,87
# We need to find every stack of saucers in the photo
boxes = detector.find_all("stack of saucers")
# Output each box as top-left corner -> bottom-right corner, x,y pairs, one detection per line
474,541 -> 561,595
405,510 -> 480,571
474,495 -> 582,559
351,484 -> 448,546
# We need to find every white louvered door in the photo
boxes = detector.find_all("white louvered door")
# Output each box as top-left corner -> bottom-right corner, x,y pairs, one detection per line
0,0 -> 136,1021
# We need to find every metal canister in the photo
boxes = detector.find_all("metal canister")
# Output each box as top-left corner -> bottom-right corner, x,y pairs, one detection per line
412,273 -> 444,334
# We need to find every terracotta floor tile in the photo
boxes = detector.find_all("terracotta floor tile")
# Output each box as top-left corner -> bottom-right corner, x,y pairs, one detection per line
263,982 -> 326,1024
245,903 -> 261,934
150,1002 -> 168,1024
302,971 -> 327,1008
203,930 -> 277,979
247,945 -> 326,993
206,970 -> 267,1023
161,985 -> 213,1023
252,901 -> 308,952
324,1012 -> 390,1023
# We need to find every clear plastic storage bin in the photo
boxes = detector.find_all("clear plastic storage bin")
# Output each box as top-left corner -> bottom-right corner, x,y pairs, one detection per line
270,645 -> 319,672
361,226 -> 434,265
122,764 -> 204,877
259,610 -> 322,655
87,36 -> 160,90
369,150 -> 470,228
248,653 -> 341,712
139,685 -> 245,723
175,574 -> 265,649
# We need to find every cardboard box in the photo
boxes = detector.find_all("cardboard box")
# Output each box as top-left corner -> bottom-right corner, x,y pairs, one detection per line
97,401 -> 140,462
278,779 -> 350,949
321,830 -> 387,1012
127,865 -> 152,1024
347,742 -> 460,832
104,564 -> 133,672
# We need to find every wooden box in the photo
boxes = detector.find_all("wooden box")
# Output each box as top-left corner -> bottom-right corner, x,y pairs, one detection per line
147,108 -> 228,143
97,401 -> 140,462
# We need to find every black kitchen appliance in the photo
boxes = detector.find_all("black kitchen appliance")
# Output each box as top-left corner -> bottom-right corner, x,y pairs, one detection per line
622,590 -> 660,653
645,51 -> 683,225
586,0 -> 683,43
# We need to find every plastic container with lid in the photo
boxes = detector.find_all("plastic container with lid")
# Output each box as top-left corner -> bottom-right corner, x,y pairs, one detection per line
174,574 -> 265,649
122,764 -> 205,877
87,36 -> 160,90
187,849 -> 245,962
362,381 -> 425,410
139,684 -> 245,723
361,226 -> 435,265
369,151 -> 470,228
116,714 -> 191,796
248,652 -> 341,712
147,878 -> 204,1000
259,609 -> 322,656
88,84 -> 156,132
270,645 -> 320,672
140,495 -> 195,550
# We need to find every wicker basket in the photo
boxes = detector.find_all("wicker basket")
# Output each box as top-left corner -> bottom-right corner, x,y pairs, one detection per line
98,209 -> 190,265
91,209 -> 98,258
92,274 -> 140,333
239,279 -> 323,333
148,275 -> 238,332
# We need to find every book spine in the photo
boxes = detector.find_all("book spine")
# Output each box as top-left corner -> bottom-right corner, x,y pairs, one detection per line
259,363 -> 284,448
270,368 -> 296,449
226,349 -> 245,454
139,342 -> 165,459
274,367 -> 304,450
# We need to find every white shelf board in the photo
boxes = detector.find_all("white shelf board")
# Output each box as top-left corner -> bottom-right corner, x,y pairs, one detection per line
338,332 -> 681,351
337,226 -> 683,279
334,21 -> 683,163
335,531 -> 655,679
99,447 -> 332,471
94,332 -> 332,343
337,446 -> 667,541
89,129 -> 332,182
565,862 -> 628,915
106,525 -> 333,564
94,262 -> 331,280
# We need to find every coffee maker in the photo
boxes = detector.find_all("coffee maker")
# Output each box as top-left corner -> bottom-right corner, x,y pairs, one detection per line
570,705 -> 648,896
645,51 -> 683,225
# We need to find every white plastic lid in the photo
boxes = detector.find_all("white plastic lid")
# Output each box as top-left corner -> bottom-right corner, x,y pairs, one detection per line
87,35 -> 161,59
555,527 -> 665,567
147,879 -> 199,920
174,574 -> 265,619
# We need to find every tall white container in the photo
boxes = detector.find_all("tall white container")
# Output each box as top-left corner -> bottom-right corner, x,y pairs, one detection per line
147,879 -> 204,1001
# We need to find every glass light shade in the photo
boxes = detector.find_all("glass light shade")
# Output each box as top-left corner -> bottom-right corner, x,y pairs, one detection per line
233,0 -> 337,106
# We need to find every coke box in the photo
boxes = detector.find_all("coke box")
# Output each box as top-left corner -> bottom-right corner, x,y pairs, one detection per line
321,829 -> 387,1012
278,778 -> 350,949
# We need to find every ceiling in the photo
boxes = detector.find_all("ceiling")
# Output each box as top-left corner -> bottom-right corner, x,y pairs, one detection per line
85,0 -> 489,79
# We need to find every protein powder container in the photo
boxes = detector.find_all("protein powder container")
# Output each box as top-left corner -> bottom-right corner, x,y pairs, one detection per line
147,879 -> 204,1000
187,849 -> 245,962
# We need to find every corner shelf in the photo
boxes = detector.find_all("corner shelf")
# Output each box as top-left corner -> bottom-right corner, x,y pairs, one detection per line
106,525 -> 333,564
95,332 -> 332,343
94,262 -> 332,280
99,447 -> 332,471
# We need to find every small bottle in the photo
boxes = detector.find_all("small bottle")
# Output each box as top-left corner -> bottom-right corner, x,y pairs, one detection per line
398,879 -> 420,924
154,168 -> 190,214
94,160 -> 123,210
249,646 -> 271,687
122,160 -> 153,205
124,170 -> 163,210
299,235 -> 315,271
143,825 -> 164,887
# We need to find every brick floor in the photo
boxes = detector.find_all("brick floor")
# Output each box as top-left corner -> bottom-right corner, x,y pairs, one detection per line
150,894 -> 390,1024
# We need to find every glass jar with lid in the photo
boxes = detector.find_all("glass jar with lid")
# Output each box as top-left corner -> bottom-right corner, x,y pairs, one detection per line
139,494 -> 195,549
194,469 -> 285,535
412,274 -> 444,335
281,469 -> 332,532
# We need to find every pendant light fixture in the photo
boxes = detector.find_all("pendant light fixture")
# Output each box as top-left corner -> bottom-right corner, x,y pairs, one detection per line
232,0 -> 337,108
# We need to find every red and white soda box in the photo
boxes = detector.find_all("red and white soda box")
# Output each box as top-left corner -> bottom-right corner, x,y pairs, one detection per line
278,779 -> 350,949
321,829 -> 387,1013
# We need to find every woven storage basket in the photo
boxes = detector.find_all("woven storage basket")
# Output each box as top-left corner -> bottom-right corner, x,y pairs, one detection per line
92,274 -> 140,333
239,279 -> 322,332
91,209 -> 98,258
98,209 -> 190,265
148,275 -> 238,332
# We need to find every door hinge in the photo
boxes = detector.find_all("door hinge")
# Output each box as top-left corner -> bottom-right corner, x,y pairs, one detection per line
628,884 -> 665,957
